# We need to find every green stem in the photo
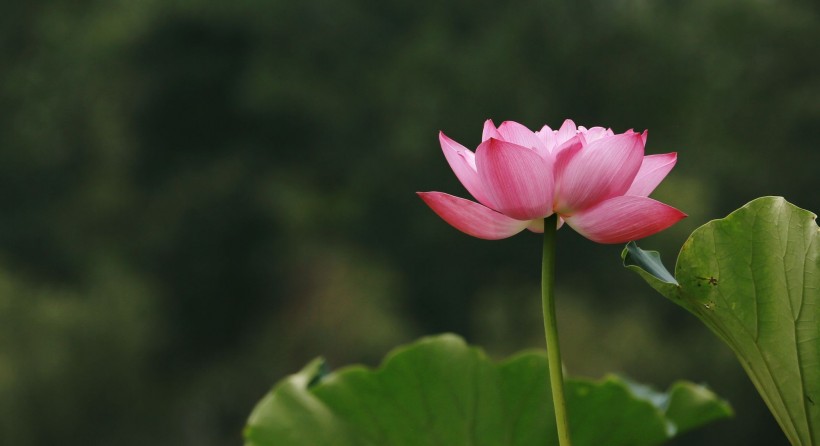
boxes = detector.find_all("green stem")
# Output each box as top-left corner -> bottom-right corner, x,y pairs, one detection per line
541,214 -> 572,446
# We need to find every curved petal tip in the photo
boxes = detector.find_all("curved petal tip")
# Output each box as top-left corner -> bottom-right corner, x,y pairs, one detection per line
418,192 -> 530,240
565,195 -> 686,244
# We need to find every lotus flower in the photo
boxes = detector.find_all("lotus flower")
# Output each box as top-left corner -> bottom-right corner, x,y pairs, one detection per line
418,119 -> 686,243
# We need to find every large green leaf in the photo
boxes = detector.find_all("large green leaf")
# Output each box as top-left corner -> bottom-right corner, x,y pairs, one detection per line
244,334 -> 730,446
623,196 -> 819,445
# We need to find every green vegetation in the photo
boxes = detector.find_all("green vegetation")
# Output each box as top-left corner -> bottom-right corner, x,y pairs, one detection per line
624,197 -> 819,445
245,334 -> 731,446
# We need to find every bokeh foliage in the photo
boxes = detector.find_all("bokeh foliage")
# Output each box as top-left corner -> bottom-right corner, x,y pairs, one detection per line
0,0 -> 818,445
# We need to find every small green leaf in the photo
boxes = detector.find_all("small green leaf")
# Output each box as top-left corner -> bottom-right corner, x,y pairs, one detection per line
624,196 -> 819,446
665,381 -> 734,435
245,334 -> 731,446
623,242 -> 678,285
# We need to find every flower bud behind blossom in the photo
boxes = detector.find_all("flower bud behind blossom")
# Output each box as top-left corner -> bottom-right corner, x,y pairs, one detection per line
418,119 -> 686,243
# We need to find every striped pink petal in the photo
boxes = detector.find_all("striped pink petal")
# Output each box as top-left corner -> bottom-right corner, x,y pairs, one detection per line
564,195 -> 686,244
497,121 -> 548,156
417,192 -> 530,240
625,153 -> 678,197
439,132 -> 493,207
535,124 -> 555,152
582,126 -> 612,143
555,119 -> 578,146
482,119 -> 501,141
554,132 -> 644,214
476,138 -> 554,220
552,134 -> 583,158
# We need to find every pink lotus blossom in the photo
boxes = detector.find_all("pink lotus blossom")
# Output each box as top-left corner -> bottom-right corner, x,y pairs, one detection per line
418,119 -> 686,243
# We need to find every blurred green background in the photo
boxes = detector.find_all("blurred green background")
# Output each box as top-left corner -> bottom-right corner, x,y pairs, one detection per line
1,0 -> 818,444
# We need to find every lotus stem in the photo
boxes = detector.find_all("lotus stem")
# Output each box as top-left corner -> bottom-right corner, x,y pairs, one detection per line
541,213 -> 572,446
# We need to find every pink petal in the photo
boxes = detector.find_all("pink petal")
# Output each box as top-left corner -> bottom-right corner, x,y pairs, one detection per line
552,134 -> 582,158
497,121 -> 548,156
417,192 -> 530,240
482,119 -> 501,141
476,138 -> 554,220
555,119 -> 577,146
554,132 -> 644,214
625,153 -> 677,197
536,125 -> 557,153
439,132 -> 494,207
582,126 -> 610,143
564,195 -> 686,244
